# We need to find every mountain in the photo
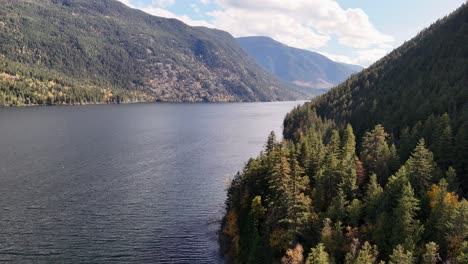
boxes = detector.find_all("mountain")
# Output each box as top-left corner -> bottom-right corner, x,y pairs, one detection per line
284,2 -> 468,191
237,36 -> 361,90
221,3 -> 468,263
0,0 -> 310,106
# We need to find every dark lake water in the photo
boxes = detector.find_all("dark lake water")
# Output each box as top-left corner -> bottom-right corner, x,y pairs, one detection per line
0,101 -> 304,263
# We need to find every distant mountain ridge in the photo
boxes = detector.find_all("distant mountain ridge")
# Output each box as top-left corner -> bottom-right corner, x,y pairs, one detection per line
0,0 -> 312,106
237,36 -> 362,90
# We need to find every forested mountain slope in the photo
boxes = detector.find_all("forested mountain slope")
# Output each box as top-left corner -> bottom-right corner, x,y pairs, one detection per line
0,0 -> 308,105
283,2 -> 468,192
238,36 -> 361,90
220,3 -> 468,264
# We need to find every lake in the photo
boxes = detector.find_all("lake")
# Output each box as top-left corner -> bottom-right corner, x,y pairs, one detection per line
0,101 -> 305,263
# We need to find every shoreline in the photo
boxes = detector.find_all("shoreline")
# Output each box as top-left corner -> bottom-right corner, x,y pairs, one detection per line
0,99 -> 311,108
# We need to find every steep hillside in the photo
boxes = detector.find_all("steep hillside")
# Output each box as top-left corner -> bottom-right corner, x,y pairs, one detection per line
283,2 -> 468,191
0,0 -> 307,105
220,3 -> 468,264
237,36 -> 361,90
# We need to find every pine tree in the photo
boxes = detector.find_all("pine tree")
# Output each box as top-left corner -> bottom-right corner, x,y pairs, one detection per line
304,131 -> 325,182
327,187 -> 348,222
455,121 -> 468,194
360,124 -> 391,184
425,179 -> 461,258
391,183 -> 423,251
422,242 -> 441,264
340,124 -> 358,199
399,126 -> 415,161
405,139 -> 437,194
456,241 -> 468,264
389,245 -> 414,264
347,199 -> 363,227
306,243 -> 331,264
445,167 -> 460,193
364,174 -> 383,224
287,147 -> 311,236
433,113 -> 454,169
321,219 -> 346,262
388,143 -> 400,174
267,145 -> 292,227
266,131 -> 277,154
314,131 -> 341,210
446,199 -> 468,261
355,157 -> 367,187
250,196 -> 266,230
346,241 -> 380,264
342,124 -> 357,166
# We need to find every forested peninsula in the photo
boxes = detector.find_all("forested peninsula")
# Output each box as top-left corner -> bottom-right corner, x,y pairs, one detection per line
220,3 -> 468,263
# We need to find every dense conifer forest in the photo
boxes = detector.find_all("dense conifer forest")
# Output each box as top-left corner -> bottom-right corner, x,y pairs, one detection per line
220,3 -> 468,263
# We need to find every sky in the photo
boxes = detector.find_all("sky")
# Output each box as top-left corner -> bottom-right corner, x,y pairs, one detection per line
116,0 -> 466,67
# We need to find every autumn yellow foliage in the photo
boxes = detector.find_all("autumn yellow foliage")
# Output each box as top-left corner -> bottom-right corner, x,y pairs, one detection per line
427,184 -> 459,209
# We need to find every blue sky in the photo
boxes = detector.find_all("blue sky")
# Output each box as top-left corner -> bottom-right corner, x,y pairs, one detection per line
117,0 -> 465,66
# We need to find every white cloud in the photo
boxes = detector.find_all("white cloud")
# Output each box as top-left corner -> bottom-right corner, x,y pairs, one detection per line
117,0 -> 213,27
116,0 -> 395,66
207,9 -> 329,49
210,0 -> 394,49
318,48 -> 389,67
151,0 -> 176,8
190,3 -> 201,14
354,48 -> 389,66
140,6 -> 214,27
117,0 -> 131,5
317,51 -> 354,65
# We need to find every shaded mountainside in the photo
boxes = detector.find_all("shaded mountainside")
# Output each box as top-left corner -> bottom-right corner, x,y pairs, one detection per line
237,36 -> 362,90
0,0 -> 309,106
220,3 -> 468,264
283,2 -> 468,191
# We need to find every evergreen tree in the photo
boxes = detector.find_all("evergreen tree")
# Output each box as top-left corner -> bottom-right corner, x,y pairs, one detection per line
360,125 -> 391,184
287,147 -> 312,236
314,131 -> 341,210
399,126 -> 415,161
306,243 -> 331,264
266,131 -> 278,154
321,219 -> 346,262
341,124 -> 357,166
391,183 -> 423,251
446,199 -> 468,261
364,174 -> 384,224
267,145 -> 292,227
425,179 -> 459,256
347,199 -> 363,227
301,131 -> 325,182
455,122 -> 468,194
389,245 -> 414,264
250,196 -> 266,230
346,241 -> 380,264
456,241 -> 468,264
433,113 -> 454,169
340,124 -> 358,199
388,144 -> 400,174
405,139 -> 437,194
446,167 -> 460,193
422,242 -> 441,264
327,187 -> 349,222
